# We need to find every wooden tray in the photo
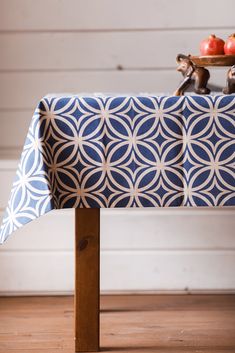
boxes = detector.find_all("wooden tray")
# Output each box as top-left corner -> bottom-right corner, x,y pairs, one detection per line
189,55 -> 235,67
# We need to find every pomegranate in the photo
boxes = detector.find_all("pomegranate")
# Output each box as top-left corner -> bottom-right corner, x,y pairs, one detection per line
200,34 -> 225,56
224,33 -> 235,55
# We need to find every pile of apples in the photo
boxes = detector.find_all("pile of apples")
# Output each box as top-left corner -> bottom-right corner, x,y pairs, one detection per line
200,33 -> 235,56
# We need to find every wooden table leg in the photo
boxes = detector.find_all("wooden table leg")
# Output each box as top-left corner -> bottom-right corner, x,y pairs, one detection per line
75,208 -> 100,352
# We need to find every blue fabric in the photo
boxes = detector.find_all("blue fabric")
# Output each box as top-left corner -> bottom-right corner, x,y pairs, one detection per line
0,94 -> 235,243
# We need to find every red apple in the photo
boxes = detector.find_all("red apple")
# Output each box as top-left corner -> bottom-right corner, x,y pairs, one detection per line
200,34 -> 225,56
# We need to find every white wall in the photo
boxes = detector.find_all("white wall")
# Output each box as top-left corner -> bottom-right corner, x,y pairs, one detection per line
0,0 -> 235,294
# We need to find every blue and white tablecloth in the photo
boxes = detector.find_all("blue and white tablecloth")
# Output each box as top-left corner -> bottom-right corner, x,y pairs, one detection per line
0,94 -> 235,243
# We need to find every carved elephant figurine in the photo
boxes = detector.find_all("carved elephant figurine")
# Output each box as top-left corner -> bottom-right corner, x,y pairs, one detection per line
223,65 -> 235,94
174,54 -> 211,96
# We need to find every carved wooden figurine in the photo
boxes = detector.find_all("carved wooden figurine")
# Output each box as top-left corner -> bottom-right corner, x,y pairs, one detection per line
223,65 -> 235,94
174,54 -> 210,96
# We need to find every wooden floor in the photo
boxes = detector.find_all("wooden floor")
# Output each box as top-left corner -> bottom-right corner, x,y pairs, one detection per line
0,295 -> 235,353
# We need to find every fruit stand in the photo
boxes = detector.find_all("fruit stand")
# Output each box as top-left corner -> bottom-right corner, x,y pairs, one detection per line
174,34 -> 235,96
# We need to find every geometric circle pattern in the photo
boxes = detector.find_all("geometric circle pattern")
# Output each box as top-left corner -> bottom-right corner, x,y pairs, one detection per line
1,94 -> 235,242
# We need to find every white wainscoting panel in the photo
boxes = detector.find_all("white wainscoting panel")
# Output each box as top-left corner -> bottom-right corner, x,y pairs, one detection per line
0,30 -> 232,71
1,0 -> 234,30
0,69 -> 228,110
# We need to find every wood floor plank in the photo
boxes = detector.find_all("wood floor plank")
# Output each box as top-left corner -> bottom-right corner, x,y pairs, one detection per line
0,295 -> 235,353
